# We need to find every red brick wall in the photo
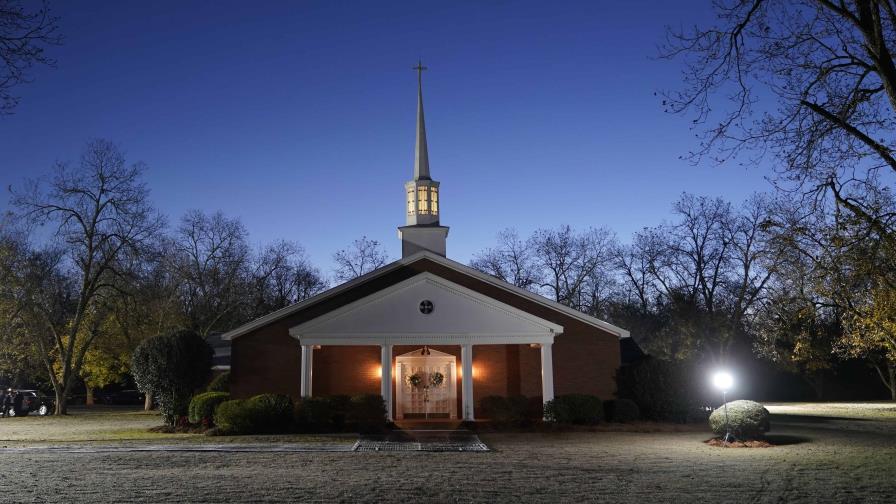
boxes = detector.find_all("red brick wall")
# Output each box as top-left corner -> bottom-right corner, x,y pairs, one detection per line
313,346 -> 381,397
230,319 -> 301,400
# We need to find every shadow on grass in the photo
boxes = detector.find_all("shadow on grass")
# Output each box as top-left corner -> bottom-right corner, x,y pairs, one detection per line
764,433 -> 811,446
770,413 -> 871,423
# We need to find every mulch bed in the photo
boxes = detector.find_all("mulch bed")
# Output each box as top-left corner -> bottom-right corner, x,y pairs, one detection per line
704,437 -> 774,448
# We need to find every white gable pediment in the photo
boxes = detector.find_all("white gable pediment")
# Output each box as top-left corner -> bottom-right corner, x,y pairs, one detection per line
289,272 -> 562,346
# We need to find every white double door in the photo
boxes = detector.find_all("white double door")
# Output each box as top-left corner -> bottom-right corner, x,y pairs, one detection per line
395,349 -> 457,420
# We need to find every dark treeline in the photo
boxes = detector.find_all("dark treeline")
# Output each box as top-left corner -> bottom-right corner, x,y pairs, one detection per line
470,190 -> 896,401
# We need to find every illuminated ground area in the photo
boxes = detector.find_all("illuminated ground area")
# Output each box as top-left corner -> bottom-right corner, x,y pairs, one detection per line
0,404 -> 893,503
765,402 -> 896,421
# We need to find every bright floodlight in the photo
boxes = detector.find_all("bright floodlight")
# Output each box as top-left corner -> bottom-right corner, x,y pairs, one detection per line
712,371 -> 733,392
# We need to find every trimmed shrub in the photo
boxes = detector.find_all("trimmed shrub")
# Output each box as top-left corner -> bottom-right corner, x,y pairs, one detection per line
246,393 -> 294,434
294,396 -> 334,432
348,394 -> 387,434
207,372 -> 230,393
324,395 -> 352,431
709,400 -> 770,440
131,329 -> 214,426
615,357 -> 701,423
604,399 -> 640,423
294,395 -> 386,433
188,392 -> 230,426
544,394 -> 602,425
213,399 -> 253,434
479,395 -> 530,426
213,394 -> 294,435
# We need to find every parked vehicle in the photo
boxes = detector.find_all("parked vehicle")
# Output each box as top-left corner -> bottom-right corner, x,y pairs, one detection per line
6,390 -> 53,417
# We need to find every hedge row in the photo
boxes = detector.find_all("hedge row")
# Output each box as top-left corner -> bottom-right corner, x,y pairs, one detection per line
544,394 -> 603,424
476,395 -> 640,426
192,391 -> 642,434
209,393 -> 387,435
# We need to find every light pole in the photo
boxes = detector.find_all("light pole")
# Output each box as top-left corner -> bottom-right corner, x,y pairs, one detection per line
712,371 -> 734,442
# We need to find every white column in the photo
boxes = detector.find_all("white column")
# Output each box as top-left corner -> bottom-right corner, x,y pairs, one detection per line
461,344 -> 474,421
540,342 -> 554,407
300,344 -> 314,397
381,344 -> 393,421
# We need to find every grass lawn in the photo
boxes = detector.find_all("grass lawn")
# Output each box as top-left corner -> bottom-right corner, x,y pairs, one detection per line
0,406 -> 350,447
0,402 -> 893,502
764,401 -> 896,421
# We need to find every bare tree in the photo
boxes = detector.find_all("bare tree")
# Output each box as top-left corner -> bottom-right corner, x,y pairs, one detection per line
611,194 -> 776,362
615,229 -> 665,313
167,210 -> 251,338
332,236 -> 389,282
469,228 -> 540,290
530,225 -> 616,309
251,240 -> 327,315
0,0 -> 61,114
662,0 -> 896,247
10,139 -> 163,414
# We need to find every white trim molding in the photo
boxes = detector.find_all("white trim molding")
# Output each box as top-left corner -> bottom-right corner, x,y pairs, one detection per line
288,272 -> 563,347
223,250 -> 629,341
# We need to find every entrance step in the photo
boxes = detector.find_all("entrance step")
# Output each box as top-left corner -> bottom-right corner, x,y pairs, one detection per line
354,428 -> 489,452
393,420 -> 464,431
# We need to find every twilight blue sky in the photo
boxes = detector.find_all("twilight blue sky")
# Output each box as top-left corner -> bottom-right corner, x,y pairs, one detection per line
0,1 -> 772,273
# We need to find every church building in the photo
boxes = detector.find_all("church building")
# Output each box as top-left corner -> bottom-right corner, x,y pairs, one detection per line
223,64 -> 629,421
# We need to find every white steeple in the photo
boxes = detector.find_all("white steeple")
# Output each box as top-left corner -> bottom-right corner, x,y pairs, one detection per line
414,61 -> 431,181
399,61 -> 449,257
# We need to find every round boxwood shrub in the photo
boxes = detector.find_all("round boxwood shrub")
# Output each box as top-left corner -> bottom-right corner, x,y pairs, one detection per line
604,399 -> 640,423
348,394 -> 387,434
206,372 -> 230,393
544,394 -> 602,425
213,399 -> 252,434
188,392 -> 230,426
246,393 -> 294,434
709,400 -> 770,440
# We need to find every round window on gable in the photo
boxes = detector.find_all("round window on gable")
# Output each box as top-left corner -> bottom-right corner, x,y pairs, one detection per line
419,300 -> 434,315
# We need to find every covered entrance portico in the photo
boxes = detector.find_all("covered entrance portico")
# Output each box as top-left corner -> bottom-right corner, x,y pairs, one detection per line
288,273 -> 563,421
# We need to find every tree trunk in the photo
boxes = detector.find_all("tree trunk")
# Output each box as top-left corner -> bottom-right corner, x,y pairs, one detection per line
876,363 -> 896,401
805,373 -> 824,400
54,390 -> 67,415
86,386 -> 94,406
144,391 -> 153,411
890,364 -> 895,402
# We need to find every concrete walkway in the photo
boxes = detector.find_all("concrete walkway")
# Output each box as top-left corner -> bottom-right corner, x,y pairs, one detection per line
354,428 -> 490,452
0,428 -> 491,453
0,442 -> 357,453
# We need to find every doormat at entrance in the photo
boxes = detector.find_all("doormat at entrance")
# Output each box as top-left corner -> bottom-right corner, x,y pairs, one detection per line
353,430 -> 489,452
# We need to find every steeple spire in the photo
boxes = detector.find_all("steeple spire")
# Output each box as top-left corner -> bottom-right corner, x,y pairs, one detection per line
399,60 -> 449,258
413,60 -> 430,181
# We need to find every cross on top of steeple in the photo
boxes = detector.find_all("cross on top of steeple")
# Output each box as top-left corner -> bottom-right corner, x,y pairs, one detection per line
413,60 -> 428,81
